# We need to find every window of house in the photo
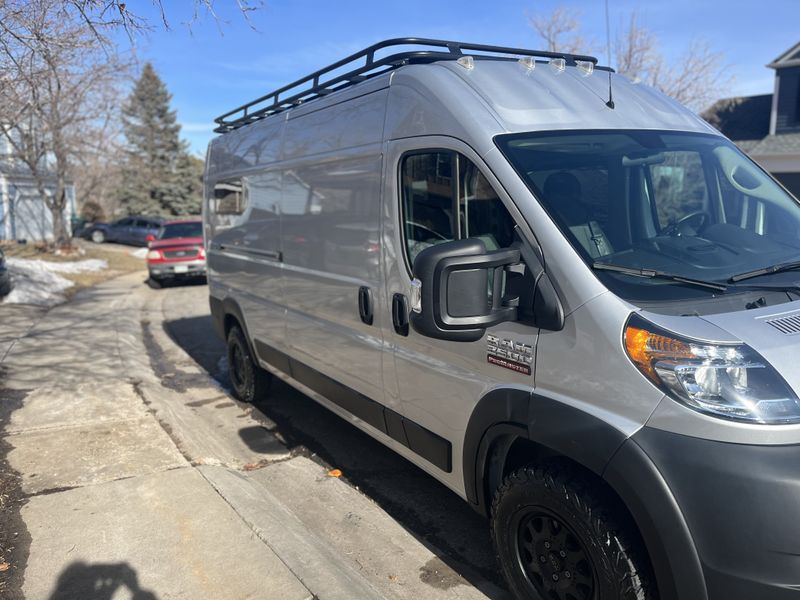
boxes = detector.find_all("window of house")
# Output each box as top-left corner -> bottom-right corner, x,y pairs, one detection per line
400,151 -> 516,268
213,180 -> 248,215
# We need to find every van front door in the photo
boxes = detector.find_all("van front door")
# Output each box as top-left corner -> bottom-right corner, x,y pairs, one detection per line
383,138 -> 539,495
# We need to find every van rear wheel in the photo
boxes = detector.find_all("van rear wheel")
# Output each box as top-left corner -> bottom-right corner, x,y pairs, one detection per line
227,325 -> 271,403
491,462 -> 653,600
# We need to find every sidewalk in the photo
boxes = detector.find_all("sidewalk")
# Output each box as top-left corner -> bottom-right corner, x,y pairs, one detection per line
0,272 -> 505,600
0,272 -> 312,599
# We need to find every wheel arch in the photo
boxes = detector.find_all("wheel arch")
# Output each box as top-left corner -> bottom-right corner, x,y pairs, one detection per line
464,387 -> 707,600
209,294 -> 256,356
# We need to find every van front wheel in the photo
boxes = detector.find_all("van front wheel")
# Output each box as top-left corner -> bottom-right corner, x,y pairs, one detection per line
491,463 -> 652,600
227,325 -> 271,403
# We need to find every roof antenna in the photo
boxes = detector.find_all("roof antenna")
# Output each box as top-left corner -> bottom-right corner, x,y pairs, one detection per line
604,0 -> 615,109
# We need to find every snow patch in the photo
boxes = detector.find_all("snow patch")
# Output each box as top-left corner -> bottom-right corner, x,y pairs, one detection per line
2,257 -> 108,307
130,247 -> 148,258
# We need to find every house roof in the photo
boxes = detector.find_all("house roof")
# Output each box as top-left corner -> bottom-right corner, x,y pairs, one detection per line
701,94 -> 772,141
768,41 -> 800,69
749,131 -> 800,156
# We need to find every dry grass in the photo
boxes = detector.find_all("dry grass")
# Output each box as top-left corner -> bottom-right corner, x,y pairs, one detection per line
1,240 -> 146,297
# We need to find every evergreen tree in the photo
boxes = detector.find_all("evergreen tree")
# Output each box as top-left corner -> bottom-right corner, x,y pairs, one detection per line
117,63 -> 201,216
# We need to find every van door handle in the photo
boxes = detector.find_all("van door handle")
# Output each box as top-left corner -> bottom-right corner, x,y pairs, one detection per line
358,286 -> 373,325
392,293 -> 409,336
259,249 -> 282,262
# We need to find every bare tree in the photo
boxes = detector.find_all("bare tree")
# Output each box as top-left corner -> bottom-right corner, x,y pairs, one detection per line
0,0 -> 129,246
615,12 -> 730,111
73,110 -> 125,222
529,6 -> 588,54
40,0 -> 262,40
613,12 -> 659,80
529,6 -> 730,112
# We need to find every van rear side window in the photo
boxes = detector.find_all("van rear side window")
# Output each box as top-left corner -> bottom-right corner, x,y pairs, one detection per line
400,151 -> 516,267
214,180 -> 248,215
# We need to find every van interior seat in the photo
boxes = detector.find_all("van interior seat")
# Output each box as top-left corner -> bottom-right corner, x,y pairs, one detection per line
544,172 -> 613,259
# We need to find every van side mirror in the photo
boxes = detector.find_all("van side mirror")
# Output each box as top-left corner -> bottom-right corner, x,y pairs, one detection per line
410,239 -> 521,342
145,234 -> 155,243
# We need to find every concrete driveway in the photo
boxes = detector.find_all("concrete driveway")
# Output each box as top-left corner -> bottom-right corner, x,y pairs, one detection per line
0,271 -> 509,599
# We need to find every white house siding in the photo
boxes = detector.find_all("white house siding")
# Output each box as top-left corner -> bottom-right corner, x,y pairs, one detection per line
0,175 -> 74,242
0,173 -> 8,240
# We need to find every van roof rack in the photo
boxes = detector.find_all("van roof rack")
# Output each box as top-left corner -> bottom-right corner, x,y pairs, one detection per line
213,37 -> 600,133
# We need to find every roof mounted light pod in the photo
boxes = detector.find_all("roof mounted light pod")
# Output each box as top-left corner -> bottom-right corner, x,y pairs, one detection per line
576,60 -> 594,76
549,57 -> 566,73
518,56 -> 536,72
457,56 -> 475,70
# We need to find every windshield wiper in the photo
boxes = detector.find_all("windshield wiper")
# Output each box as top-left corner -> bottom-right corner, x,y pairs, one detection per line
729,260 -> 800,283
593,262 -> 728,292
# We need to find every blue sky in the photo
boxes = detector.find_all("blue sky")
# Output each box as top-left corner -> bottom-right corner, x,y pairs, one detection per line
118,0 -> 800,155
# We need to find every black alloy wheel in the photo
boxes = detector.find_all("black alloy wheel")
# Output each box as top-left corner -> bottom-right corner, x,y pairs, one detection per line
492,462 -> 653,600
226,325 -> 271,403
514,507 -> 595,600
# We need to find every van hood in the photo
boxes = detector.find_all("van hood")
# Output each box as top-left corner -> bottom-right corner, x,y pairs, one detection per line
699,300 -> 800,396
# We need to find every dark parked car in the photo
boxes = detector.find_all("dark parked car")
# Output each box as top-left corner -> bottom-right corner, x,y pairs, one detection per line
0,247 -> 12,298
81,217 -> 164,246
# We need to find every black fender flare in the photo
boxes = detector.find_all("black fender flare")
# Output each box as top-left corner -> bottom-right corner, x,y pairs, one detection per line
210,295 -> 253,351
209,294 -> 226,338
464,388 -> 627,511
464,387 -> 706,600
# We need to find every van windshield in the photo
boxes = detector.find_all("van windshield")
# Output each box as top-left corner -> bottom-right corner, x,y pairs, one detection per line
497,130 -> 800,302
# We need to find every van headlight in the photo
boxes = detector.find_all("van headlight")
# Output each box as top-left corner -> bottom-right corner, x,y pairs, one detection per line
624,315 -> 800,424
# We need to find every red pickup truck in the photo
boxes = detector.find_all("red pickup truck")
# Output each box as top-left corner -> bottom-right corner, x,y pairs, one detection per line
146,218 -> 206,284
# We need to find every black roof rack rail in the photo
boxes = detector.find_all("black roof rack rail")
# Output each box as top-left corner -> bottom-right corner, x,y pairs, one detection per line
213,37 -> 600,133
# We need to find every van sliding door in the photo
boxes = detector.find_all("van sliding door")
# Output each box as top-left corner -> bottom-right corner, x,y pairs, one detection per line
206,171 -> 286,356
279,152 -> 387,410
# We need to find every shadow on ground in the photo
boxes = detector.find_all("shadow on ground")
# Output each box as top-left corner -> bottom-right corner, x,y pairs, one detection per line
163,313 -> 506,596
47,561 -> 158,600
0,384 -> 31,600
146,277 -> 207,291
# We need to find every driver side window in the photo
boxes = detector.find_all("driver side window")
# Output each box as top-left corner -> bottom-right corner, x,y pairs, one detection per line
400,150 -> 515,268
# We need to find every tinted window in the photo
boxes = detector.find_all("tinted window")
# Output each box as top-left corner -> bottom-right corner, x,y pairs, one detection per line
401,151 -> 516,266
213,180 -> 247,215
401,152 -> 456,263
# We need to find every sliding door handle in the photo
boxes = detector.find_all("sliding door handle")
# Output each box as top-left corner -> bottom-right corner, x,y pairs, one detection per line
392,293 -> 409,336
358,286 -> 373,325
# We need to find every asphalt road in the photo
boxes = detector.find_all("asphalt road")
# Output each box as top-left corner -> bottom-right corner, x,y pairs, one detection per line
157,279 -> 506,593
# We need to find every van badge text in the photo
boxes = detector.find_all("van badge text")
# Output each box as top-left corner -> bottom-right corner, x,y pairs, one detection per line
487,334 -> 532,376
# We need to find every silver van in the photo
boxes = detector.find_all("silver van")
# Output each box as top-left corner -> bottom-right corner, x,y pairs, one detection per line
204,39 -> 800,600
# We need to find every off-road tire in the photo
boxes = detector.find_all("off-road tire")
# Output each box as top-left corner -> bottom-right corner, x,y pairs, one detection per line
491,461 -> 655,600
226,324 -> 272,403
91,230 -> 105,244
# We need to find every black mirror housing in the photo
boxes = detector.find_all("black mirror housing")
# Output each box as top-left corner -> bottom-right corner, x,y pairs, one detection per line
531,272 -> 565,331
410,239 -> 521,342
